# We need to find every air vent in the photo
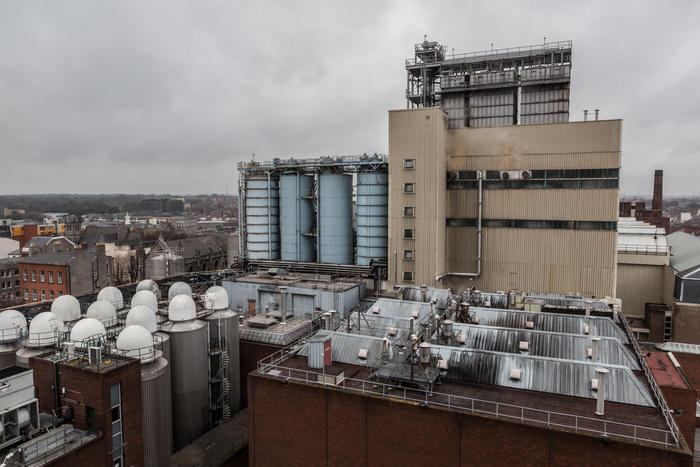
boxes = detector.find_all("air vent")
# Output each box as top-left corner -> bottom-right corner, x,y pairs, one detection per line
509,369 -> 521,380
584,326 -> 590,334
591,378 -> 599,390
519,341 -> 529,351
388,327 -> 397,336
372,307 -> 380,314
88,346 -> 102,365
525,321 -> 534,329
472,317 -> 480,324
437,359 -> 448,370
358,349 -> 368,359
411,310 -> 420,319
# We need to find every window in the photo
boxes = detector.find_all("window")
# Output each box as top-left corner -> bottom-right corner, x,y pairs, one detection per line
31,270 -> 36,282
23,269 -> 27,281
402,271 -> 414,282
403,250 -> 414,260
111,383 -> 123,466
15,280 -> 19,287
50,290 -> 54,299
32,289 -> 36,301
106,262 -> 110,276
404,159 -> 415,169
59,291 -> 63,296
24,289 -> 28,300
403,183 -> 415,193
57,271 -> 63,284
403,207 -> 414,217
40,271 -> 45,283
403,229 -> 414,239
49,271 -> 53,283
41,290 -> 45,300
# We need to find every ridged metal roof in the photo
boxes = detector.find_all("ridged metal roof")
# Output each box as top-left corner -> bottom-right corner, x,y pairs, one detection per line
369,298 -> 433,323
432,345 -> 654,407
339,314 -> 413,341
239,319 -> 314,346
438,322 -> 639,369
656,342 -> 700,355
524,293 -> 611,311
468,307 -> 629,343
298,331 -> 392,366
396,286 -> 451,308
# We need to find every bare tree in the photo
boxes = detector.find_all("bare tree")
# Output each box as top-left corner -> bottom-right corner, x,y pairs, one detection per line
0,292 -> 22,310
113,255 -> 133,286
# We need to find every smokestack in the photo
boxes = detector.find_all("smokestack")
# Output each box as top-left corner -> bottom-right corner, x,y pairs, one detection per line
583,110 -> 588,121
595,367 -> 609,415
420,284 -> 428,303
594,109 -> 599,121
279,286 -> 288,324
591,337 -> 601,362
652,170 -> 664,211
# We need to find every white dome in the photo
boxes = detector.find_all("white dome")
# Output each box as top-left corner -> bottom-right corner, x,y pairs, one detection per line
136,280 -> 160,297
51,295 -> 81,322
97,287 -> 124,310
168,294 -> 196,321
126,306 -> 157,333
204,286 -> 229,311
0,310 -> 27,343
69,318 -> 107,347
116,325 -> 156,362
86,300 -> 117,325
28,312 -> 65,347
131,290 -> 158,313
168,282 -> 192,301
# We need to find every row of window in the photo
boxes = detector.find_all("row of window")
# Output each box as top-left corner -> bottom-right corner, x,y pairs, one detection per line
446,218 -> 618,231
24,288 -> 62,301
1,280 -> 19,289
447,179 -> 619,190
452,168 -> 620,180
0,270 -> 18,278
23,269 -> 62,284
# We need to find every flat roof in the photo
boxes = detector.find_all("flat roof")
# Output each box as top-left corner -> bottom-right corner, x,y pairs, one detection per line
645,351 -> 690,390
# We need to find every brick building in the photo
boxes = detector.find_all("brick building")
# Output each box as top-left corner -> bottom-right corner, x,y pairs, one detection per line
19,245 -> 112,303
0,257 -> 21,301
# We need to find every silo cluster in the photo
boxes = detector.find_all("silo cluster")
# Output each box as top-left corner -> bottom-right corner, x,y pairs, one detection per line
240,156 -> 389,265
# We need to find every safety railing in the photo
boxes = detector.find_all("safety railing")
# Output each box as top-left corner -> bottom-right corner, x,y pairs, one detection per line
257,363 -> 679,449
617,244 -> 672,255
618,309 -> 681,448
406,41 -> 573,67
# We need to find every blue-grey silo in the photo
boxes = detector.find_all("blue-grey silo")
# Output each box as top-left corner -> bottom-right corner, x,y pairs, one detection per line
317,172 -> 353,264
245,176 -> 280,260
356,171 -> 388,265
280,172 -> 315,262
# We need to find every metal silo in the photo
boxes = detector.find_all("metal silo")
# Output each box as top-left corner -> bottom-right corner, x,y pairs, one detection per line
0,310 -> 26,370
141,357 -> 173,465
317,172 -> 353,264
280,172 -> 315,262
356,170 -> 388,265
245,175 -> 280,260
203,287 -> 241,420
160,296 -> 209,450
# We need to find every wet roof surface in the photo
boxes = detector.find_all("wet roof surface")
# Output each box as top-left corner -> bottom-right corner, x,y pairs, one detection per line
645,351 -> 689,390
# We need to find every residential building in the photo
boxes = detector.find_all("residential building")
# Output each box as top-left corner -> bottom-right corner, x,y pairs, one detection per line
0,257 -> 21,300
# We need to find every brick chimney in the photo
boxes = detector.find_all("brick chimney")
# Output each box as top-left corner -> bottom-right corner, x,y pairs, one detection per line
652,170 -> 663,211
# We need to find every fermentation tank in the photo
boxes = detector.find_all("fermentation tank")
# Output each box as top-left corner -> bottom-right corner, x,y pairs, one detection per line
50,295 -> 81,327
245,175 -> 280,260
0,310 -> 27,370
317,172 -> 353,264
131,291 -> 159,314
168,282 -> 192,302
160,295 -> 208,450
97,287 -> 124,310
356,170 -> 388,265
279,172 -> 315,262
136,279 -> 161,299
17,312 -> 65,367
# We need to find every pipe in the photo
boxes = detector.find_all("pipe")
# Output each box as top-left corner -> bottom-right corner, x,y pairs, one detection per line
296,172 -> 300,261
594,109 -> 599,121
436,172 -> 483,287
267,171 -> 272,258
584,110 -> 588,121
420,284 -> 427,303
279,286 -> 288,324
595,367 -> 609,415
591,337 -> 601,362
238,173 -> 244,259
393,251 -> 397,286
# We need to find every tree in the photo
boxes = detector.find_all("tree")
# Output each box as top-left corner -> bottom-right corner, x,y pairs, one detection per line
113,255 -> 133,286
0,292 -> 22,309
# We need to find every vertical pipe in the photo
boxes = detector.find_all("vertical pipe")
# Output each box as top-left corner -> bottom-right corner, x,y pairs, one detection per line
594,109 -> 599,121
296,172 -> 300,261
595,367 -> 609,415
583,110 -> 588,121
393,250 -> 397,286
238,173 -> 244,259
591,337 -> 601,362
279,286 -> 288,324
267,171 -> 271,258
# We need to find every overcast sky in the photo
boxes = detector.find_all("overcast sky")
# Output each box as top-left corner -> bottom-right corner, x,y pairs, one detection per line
2,1 -> 699,197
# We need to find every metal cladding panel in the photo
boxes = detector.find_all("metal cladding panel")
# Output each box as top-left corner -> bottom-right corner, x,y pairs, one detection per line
447,322 -> 639,369
357,171 -> 389,266
299,331 -> 391,366
141,358 -> 172,466
468,307 -> 629,343
436,345 -> 654,406
396,286 -> 451,308
0,343 -> 19,370
280,174 -> 315,262
161,319 -> 209,444
317,173 -> 353,264
154,331 -> 170,365
447,189 -> 619,221
371,298 -> 432,323
615,263 -> 665,319
308,335 -> 331,369
205,309 -> 241,412
340,314 -> 413,340
245,177 -> 280,260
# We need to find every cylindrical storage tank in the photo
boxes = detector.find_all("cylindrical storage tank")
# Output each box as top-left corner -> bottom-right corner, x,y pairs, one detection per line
69,318 -> 107,348
136,280 -> 161,299
146,255 -> 166,279
86,301 -> 117,328
50,295 -> 81,325
168,282 -> 192,302
245,176 -> 280,260
203,287 -> 241,414
170,254 -> 185,275
27,312 -> 65,347
97,287 -> 124,310
126,306 -> 158,333
0,310 -> 27,366
131,291 -> 159,314
154,331 -> 170,365
317,172 -> 353,264
419,342 -> 432,364
141,357 -> 173,466
279,172 -> 315,262
356,171 -> 388,266
161,295 -> 209,450
15,348 -> 45,368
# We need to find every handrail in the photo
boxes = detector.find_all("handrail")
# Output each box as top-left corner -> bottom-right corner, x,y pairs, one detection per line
258,363 -> 679,449
406,41 -> 572,67
617,309 -> 681,448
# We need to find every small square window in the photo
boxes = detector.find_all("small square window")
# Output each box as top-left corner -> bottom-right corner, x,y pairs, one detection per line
402,271 -> 414,282
403,207 -> 414,217
31,270 -> 36,282
404,159 -> 415,169
403,183 -> 415,193
40,271 -> 45,283
403,250 -> 414,260
49,271 -> 53,283
41,290 -> 45,300
403,229 -> 414,239
50,290 -> 54,299
32,289 -> 37,301
23,270 -> 27,281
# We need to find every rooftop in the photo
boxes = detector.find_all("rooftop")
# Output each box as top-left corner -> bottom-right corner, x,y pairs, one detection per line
667,231 -> 700,276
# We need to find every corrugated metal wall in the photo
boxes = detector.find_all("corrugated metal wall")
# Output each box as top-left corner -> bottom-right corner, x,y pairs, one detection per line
615,263 -> 665,320
663,265 -> 677,308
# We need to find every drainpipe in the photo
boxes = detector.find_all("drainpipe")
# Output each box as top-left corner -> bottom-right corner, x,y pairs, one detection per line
436,171 -> 483,287
267,171 -> 272,258
279,286 -> 287,324
393,250 -> 397,286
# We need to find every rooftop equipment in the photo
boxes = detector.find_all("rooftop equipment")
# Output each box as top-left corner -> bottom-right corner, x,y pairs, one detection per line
97,286 -> 124,310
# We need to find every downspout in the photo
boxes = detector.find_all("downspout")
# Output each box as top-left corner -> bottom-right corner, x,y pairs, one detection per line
238,172 -> 244,259
435,171 -> 483,287
267,171 -> 272,258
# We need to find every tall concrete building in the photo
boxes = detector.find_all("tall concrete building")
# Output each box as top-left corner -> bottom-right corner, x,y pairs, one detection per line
388,40 -> 621,297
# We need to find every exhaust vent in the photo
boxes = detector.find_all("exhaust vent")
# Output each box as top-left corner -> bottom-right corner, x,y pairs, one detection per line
509,369 -> 521,380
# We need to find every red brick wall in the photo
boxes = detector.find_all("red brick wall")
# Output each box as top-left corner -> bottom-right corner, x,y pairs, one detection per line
240,341 -> 282,403
19,263 -> 69,303
248,375 -> 693,466
661,385 -> 697,448
29,356 -> 144,467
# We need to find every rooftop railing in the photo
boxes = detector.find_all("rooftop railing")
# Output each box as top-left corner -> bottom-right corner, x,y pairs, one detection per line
406,41 -> 573,67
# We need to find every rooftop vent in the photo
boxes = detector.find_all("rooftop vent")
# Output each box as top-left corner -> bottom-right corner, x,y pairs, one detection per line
591,378 -> 599,390
358,348 -> 368,359
372,307 -> 380,314
519,341 -> 529,351
509,369 -> 521,380
584,325 -> 590,334
472,317 -> 480,324
388,327 -> 397,336
411,310 -> 420,319
525,321 -> 534,329
457,335 -> 467,344
437,359 -> 448,370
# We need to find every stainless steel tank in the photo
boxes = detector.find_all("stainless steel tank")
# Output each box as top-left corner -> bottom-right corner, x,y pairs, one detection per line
204,309 -> 241,415
280,172 -> 315,262
245,176 -> 280,260
317,172 -> 353,264
141,357 -> 173,466
356,171 -> 388,266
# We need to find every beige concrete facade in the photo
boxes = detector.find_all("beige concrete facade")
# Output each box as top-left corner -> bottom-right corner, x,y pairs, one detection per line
388,107 -> 621,298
